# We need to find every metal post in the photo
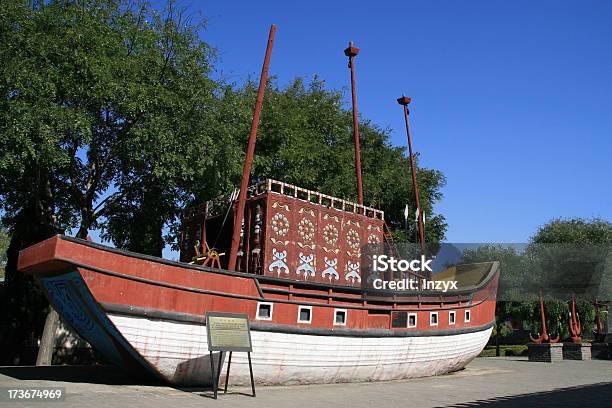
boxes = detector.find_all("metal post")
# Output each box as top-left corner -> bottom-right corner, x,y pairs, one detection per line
216,351 -> 223,391
248,352 -> 256,397
209,351 -> 217,399
397,96 -> 426,256
224,351 -> 232,393
345,42 -> 364,206
228,25 -> 276,271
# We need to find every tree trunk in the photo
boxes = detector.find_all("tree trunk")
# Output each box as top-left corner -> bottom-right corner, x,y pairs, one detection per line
36,308 -> 59,365
76,205 -> 94,239
126,180 -> 166,257
0,201 -> 60,365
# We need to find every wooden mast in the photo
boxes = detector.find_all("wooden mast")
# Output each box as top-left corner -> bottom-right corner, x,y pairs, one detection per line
228,25 -> 276,271
344,42 -> 364,206
397,96 -> 426,255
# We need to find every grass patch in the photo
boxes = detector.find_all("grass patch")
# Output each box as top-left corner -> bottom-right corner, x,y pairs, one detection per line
479,345 -> 528,357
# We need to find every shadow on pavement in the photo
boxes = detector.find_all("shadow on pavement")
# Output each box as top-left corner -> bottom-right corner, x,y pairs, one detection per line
0,365 -> 161,385
437,382 -> 612,408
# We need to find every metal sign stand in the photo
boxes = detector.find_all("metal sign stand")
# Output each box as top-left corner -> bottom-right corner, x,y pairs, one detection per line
206,312 -> 256,399
209,351 -> 256,399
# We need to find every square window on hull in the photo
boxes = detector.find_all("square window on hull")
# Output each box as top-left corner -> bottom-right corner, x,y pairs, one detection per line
298,306 -> 312,324
408,314 -> 417,328
430,312 -> 438,326
334,309 -> 347,326
257,303 -> 273,320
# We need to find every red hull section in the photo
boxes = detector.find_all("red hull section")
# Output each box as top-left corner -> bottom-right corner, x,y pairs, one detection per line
19,236 -> 498,334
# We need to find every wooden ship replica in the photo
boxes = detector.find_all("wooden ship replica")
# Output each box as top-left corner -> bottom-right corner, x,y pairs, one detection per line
18,25 -> 499,386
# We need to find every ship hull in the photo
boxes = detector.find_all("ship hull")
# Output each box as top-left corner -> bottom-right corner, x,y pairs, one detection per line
19,236 -> 499,386
108,311 -> 491,385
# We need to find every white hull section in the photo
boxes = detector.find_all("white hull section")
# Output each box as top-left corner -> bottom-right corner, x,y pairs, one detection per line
108,314 -> 492,386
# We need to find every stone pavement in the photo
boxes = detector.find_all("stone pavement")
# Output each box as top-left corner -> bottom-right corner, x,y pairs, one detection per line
0,358 -> 611,408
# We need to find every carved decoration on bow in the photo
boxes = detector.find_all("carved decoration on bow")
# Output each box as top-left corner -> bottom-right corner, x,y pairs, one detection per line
345,261 -> 361,284
272,202 -> 290,211
270,237 -> 289,246
296,253 -> 316,280
321,257 -> 339,281
268,248 -> 289,276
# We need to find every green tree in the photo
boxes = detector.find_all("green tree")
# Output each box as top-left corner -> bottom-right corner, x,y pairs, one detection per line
98,1 -> 219,256
531,218 -> 612,245
0,0 -> 218,363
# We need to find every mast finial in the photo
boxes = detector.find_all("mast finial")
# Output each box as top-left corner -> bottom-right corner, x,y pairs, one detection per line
344,42 -> 359,58
397,96 -> 411,106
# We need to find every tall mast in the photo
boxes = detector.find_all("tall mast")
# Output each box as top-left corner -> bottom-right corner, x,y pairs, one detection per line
397,96 -> 425,254
344,42 -> 364,206
228,24 -> 276,271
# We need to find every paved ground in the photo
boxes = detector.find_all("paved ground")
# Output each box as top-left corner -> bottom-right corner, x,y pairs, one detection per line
0,358 -> 611,408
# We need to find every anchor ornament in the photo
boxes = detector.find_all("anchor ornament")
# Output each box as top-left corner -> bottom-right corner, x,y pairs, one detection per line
568,294 -> 582,344
529,292 -> 560,344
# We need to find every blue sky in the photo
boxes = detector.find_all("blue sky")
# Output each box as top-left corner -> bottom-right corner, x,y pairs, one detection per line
188,0 -> 611,245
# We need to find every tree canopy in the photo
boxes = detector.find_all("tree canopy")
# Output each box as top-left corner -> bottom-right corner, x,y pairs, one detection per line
0,0 -> 220,363
531,218 -> 612,245
1,0 -> 218,251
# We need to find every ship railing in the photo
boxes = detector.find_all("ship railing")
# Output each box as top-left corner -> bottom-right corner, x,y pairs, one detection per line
249,179 -> 384,220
